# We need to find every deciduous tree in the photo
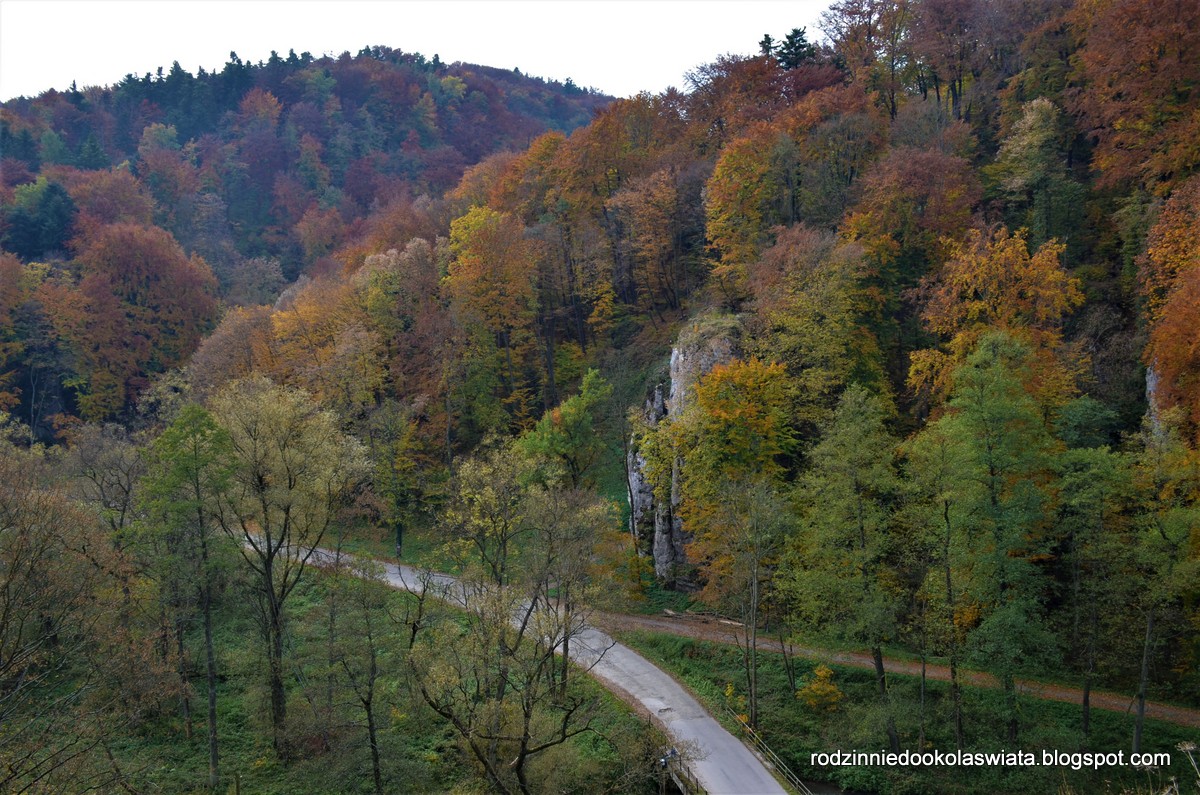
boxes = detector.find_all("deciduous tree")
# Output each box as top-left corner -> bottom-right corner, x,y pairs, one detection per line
1068,0 -> 1200,192
141,404 -> 235,790
910,226 -> 1083,411
210,376 -> 368,755
786,384 -> 902,750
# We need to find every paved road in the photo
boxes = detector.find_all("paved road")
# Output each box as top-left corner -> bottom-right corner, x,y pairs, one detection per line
323,552 -> 788,795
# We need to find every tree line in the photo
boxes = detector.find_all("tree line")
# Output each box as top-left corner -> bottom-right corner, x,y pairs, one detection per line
2,0 -> 1199,791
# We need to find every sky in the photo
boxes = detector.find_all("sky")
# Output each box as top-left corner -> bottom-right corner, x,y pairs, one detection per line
0,0 -> 830,102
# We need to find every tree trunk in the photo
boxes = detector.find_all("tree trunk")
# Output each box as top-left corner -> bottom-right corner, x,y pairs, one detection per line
919,601 -> 927,749
748,619 -> 759,730
367,703 -> 383,795
203,582 -> 220,791
558,587 -> 571,702
365,644 -> 383,795
542,319 -> 558,410
1004,673 -> 1019,743
1082,606 -> 1097,746
873,646 -> 900,753
1133,608 -> 1154,754
266,588 -> 288,756
943,499 -> 964,748
177,619 -> 193,740
777,624 -> 796,692
950,654 -> 964,749
326,570 -> 339,737
745,556 -> 760,729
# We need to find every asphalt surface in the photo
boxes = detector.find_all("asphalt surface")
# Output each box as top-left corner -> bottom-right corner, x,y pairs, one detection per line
317,551 -> 789,795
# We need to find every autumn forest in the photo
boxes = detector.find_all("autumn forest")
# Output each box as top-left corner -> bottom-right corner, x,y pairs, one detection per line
1,1 -> 1199,793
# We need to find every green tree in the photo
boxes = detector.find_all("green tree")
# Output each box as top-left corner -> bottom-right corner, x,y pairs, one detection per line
2,177 -> 77,260
986,98 -> 1085,255
76,134 -> 109,170
928,333 -> 1059,743
210,376 -> 368,755
703,475 -> 790,729
1128,414 -> 1200,753
905,414 -> 971,747
517,368 -> 612,488
366,400 -> 420,558
1053,444 -> 1136,743
329,561 -> 400,795
786,384 -> 902,751
415,440 -> 609,795
777,27 -> 817,69
141,404 -> 235,789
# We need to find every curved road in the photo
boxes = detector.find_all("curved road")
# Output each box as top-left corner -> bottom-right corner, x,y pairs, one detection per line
364,558 -> 788,795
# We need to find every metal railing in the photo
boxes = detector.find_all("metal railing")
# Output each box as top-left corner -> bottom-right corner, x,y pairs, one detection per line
722,707 -> 816,795
659,747 -> 708,795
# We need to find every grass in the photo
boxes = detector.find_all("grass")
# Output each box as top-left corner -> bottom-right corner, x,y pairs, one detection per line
67,562 -> 665,795
616,630 -> 1200,795
98,578 -> 468,795
324,518 -> 445,567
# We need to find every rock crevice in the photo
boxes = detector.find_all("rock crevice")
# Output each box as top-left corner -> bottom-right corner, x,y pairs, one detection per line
627,312 -> 741,587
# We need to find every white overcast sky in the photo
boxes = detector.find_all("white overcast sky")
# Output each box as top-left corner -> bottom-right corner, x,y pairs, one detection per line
1,1 -> 829,102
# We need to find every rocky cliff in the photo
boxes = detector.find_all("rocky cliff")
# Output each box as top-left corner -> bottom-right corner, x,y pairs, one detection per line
628,312 -> 742,587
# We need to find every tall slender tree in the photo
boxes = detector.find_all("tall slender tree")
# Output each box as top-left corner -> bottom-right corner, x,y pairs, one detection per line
210,376 -> 367,755
141,404 -> 235,789
786,384 -> 902,751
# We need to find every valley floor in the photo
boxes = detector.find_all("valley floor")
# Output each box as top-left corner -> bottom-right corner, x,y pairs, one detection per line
593,611 -> 1200,730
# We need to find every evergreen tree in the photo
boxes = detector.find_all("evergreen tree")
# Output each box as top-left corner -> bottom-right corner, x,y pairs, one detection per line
76,133 -> 109,170
777,27 -> 817,69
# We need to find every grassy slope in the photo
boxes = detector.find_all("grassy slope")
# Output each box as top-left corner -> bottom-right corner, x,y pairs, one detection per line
95,571 -> 661,794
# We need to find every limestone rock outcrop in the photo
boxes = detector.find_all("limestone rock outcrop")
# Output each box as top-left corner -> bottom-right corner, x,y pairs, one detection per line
627,312 -> 741,587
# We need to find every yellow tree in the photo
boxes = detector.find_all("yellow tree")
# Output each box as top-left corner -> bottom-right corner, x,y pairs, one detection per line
910,226 -> 1084,411
705,121 -> 797,293
1139,174 -> 1200,324
210,376 -> 368,755
445,206 -> 540,432
269,278 -> 384,421
656,358 -> 795,728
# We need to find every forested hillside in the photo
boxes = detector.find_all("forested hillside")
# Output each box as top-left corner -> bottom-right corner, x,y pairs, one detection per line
1,1 -> 1199,793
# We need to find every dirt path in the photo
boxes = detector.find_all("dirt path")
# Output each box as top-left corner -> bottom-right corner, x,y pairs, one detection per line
594,611 -> 1200,731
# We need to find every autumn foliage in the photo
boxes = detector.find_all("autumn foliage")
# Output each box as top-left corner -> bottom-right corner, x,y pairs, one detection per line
910,227 -> 1084,409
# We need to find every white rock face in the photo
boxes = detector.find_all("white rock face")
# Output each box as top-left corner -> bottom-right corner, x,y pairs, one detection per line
627,313 -> 741,586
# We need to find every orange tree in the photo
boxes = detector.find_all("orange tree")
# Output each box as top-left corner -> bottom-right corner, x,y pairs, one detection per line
650,357 -> 795,727
909,226 -> 1084,413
